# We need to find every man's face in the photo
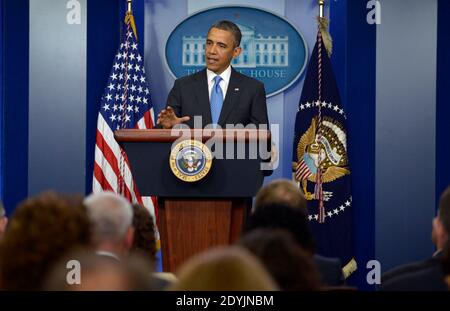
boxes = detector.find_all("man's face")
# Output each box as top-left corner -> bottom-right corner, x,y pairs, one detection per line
205,27 -> 241,74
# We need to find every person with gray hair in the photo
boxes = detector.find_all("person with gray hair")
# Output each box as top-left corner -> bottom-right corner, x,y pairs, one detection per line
0,201 -> 8,240
84,192 -> 134,261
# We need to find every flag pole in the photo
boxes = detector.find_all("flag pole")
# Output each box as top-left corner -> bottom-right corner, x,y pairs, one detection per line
119,0 -> 134,196
319,0 -> 325,18
316,0 -> 326,223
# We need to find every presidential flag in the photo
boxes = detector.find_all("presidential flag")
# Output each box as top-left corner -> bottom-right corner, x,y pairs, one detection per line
93,12 -> 158,225
292,18 -> 356,277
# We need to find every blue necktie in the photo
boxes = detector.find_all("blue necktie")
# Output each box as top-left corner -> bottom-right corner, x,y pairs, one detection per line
210,76 -> 223,125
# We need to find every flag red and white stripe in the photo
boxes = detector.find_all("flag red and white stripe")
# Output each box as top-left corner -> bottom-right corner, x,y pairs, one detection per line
295,158 -> 313,181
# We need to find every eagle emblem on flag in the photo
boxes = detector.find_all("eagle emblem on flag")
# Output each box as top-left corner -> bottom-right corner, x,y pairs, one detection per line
295,112 -> 350,201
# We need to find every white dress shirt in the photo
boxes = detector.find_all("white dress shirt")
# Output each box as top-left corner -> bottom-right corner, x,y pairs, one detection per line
206,65 -> 232,101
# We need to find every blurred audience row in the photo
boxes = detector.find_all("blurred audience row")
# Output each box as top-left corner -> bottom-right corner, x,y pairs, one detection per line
0,180 -> 449,291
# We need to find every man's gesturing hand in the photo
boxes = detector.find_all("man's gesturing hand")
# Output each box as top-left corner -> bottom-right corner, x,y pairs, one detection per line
156,106 -> 190,129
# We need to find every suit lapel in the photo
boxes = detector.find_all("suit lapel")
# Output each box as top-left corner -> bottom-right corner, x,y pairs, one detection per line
194,69 -> 212,125
218,68 -> 242,126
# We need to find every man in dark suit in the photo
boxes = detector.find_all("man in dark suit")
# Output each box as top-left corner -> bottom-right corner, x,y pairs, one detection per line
157,20 -> 268,129
380,186 -> 450,291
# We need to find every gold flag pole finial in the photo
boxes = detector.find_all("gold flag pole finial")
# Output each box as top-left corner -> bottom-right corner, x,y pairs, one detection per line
317,0 -> 332,56
318,0 -> 325,18
125,0 -> 138,39
127,0 -> 132,13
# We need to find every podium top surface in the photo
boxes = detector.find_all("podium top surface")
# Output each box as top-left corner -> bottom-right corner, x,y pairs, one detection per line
114,129 -> 271,143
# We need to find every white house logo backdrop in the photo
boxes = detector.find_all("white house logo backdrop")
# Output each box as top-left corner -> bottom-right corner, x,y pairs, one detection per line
165,6 -> 308,97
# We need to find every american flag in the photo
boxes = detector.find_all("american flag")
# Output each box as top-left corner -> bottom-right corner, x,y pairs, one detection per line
295,159 -> 313,182
93,14 -> 158,223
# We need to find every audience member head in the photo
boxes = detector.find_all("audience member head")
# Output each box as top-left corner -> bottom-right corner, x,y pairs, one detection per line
254,179 -> 307,212
0,201 -> 8,239
239,229 -> 321,290
244,203 -> 316,254
131,204 -> 157,269
170,246 -> 278,291
44,248 -> 154,291
0,192 -> 91,290
84,192 -> 134,258
432,186 -> 450,251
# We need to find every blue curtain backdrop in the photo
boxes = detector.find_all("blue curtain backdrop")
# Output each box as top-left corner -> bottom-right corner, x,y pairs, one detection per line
0,0 -> 3,202
436,0 -> 450,206
1,0 -> 29,216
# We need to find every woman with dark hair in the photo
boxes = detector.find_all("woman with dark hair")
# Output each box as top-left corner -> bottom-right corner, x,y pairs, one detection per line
239,229 -> 321,291
244,203 -> 316,253
131,204 -> 157,267
131,204 -> 176,289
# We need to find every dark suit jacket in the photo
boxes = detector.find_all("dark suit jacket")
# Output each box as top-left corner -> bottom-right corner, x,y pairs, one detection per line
314,254 -> 345,286
380,252 -> 448,291
166,68 -> 269,128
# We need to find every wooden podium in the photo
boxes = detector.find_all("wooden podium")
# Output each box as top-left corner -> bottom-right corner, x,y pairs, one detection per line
115,129 -> 271,272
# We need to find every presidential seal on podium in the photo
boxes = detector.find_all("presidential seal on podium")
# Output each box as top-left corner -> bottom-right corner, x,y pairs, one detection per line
169,139 -> 213,182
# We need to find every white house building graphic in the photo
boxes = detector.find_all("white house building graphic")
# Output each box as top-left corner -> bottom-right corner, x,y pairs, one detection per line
182,24 -> 289,67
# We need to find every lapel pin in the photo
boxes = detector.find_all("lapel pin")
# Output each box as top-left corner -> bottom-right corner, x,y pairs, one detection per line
234,88 -> 240,91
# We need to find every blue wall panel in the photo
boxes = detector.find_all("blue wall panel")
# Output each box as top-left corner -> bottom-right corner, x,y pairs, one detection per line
0,0 -> 3,201
2,0 -> 29,215
436,0 -> 450,207
344,0 -> 376,290
376,0 -> 437,271
28,0 -> 87,196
